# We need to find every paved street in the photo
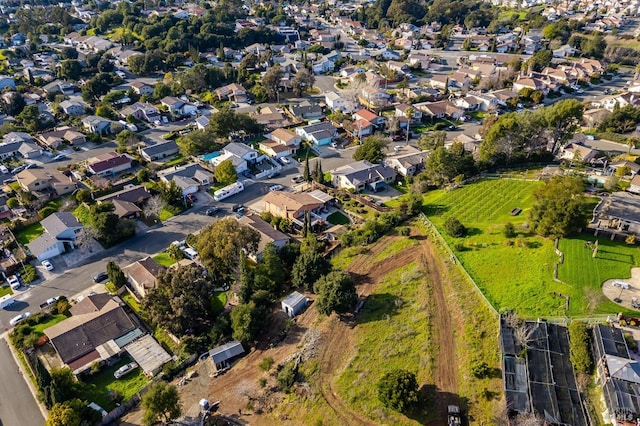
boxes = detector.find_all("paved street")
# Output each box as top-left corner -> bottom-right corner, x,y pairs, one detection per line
0,339 -> 45,426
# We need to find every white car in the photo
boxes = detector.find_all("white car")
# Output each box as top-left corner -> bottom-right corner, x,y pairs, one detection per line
269,184 -> 284,191
41,260 -> 54,271
7,275 -> 20,290
9,312 -> 31,327
281,157 -> 291,164
114,362 -> 139,379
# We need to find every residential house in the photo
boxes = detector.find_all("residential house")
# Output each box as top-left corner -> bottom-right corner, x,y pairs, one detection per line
453,95 -> 482,111
87,153 -> 133,177
380,48 -> 401,61
628,175 -> 640,194
289,102 -> 323,121
59,100 -> 85,116
37,128 -> 86,150
352,118 -> 375,138
253,108 -> 288,130
96,185 -> 152,207
0,142 -> 20,160
330,160 -> 397,192
27,212 -> 83,261
43,294 -> 138,374
353,109 -> 386,128
387,61 -> 410,74
492,89 -> 519,107
512,77 -> 547,94
160,96 -> 198,117
212,142 -> 259,174
360,86 -> 391,108
384,149 -> 430,176
416,100 -> 464,120
16,169 -> 75,196
312,58 -> 335,74
120,102 -> 160,123
195,115 -> 209,130
449,72 -> 472,91
261,128 -> 301,158
263,190 -> 326,221
123,257 -> 165,298
296,122 -> 338,146
395,103 -> 423,122
82,115 -> 117,135
428,75 -> 450,90
215,83 -> 247,103
595,191 -> 640,237
130,81 -> 155,96
558,142 -> 598,163
282,291 -> 308,318
139,140 -> 179,162
325,91 -> 357,113
42,80 -> 77,96
608,160 -> 640,177
237,214 -> 290,261
159,163 -> 212,196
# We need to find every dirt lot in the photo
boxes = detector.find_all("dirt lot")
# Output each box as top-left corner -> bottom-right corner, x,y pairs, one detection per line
120,232 -> 461,425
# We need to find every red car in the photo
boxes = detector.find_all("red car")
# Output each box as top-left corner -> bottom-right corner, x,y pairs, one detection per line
186,193 -> 197,202
392,135 -> 404,141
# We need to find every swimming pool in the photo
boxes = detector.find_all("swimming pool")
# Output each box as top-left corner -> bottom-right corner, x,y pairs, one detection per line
201,152 -> 221,162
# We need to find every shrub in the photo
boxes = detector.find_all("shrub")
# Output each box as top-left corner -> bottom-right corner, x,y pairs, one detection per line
444,216 -> 466,238
21,265 -> 38,284
453,242 -> 465,251
258,377 -> 267,388
277,363 -> 296,392
377,369 -> 419,413
503,222 -> 516,238
471,361 -> 491,379
259,357 -> 274,372
38,206 -> 57,219
568,321 -> 593,374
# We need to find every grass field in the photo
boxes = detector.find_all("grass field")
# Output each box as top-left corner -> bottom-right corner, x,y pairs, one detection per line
159,208 -> 175,221
153,252 -> 177,267
326,211 -> 350,225
82,357 -> 149,411
373,237 -> 419,262
422,178 -> 636,317
15,222 -> 44,245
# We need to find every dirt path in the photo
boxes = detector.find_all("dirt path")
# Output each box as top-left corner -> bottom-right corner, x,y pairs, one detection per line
419,238 -> 460,420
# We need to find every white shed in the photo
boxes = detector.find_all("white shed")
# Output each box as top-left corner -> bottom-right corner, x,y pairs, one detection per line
281,291 -> 308,318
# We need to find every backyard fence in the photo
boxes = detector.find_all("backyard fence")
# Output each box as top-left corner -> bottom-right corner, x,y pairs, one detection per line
418,213 -> 498,316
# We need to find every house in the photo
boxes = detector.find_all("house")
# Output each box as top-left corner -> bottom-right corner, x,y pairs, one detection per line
120,102 -> 160,123
558,143 -> 598,163
360,87 -> 391,108
215,83 -> 247,103
384,149 -> 430,176
130,80 -> 154,96
195,115 -> 209,130
16,169 -> 75,196
96,185 -> 152,206
212,142 -> 259,174
253,110 -> 288,129
593,324 -> 640,425
59,100 -> 85,116
38,128 -> 86,150
140,140 -> 179,162
312,58 -> 334,75
123,334 -> 172,377
289,102 -> 323,120
595,191 -> 640,237
416,100 -> 464,120
296,122 -> 338,146
325,91 -> 356,113
159,163 -> 213,196
512,77 -> 547,93
0,76 -> 16,91
208,341 -> 245,373
628,175 -> 640,194
44,294 -> 138,374
123,257 -> 165,298
380,48 -> 401,60
82,115 -> 116,135
395,103 -> 423,122
353,109 -> 386,128
352,119 -> 375,137
0,142 -> 20,159
87,153 -> 133,177
160,96 -> 198,117
27,212 -> 83,261
260,128 -> 301,158
282,291 -> 308,318
330,160 -> 397,192
263,190 -> 328,223
237,214 -> 290,261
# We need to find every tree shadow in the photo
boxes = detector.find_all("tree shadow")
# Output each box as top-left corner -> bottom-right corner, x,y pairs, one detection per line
424,204 -> 449,216
465,227 -> 483,237
405,384 -> 469,425
354,293 -> 401,324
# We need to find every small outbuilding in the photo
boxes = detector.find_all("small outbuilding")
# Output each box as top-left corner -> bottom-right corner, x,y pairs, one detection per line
209,341 -> 245,372
281,291 -> 308,318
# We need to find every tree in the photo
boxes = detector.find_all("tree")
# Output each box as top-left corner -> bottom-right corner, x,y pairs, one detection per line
60,47 -> 79,60
196,218 -> 261,282
253,243 -> 286,295
143,195 -> 163,220
214,159 -> 237,185
292,251 -> 331,290
543,99 -> 583,154
313,271 -> 357,315
418,131 -> 446,150
230,301 -> 267,344
17,105 -> 45,133
424,143 -> 476,186
291,68 -> 315,96
96,105 -> 117,120
6,197 -> 18,209
568,321 -> 593,374
106,261 -> 127,288
46,398 -> 100,426
157,180 -> 182,208
503,222 -> 516,238
444,216 -> 466,237
377,369 -> 419,413
75,189 -> 91,203
143,265 -> 215,337
141,382 -> 181,426
303,153 -> 311,182
528,176 -> 586,238
167,243 -> 184,261
262,65 -> 283,100
527,49 -> 553,72
353,134 -> 388,163
1,91 -> 25,116
89,202 -> 136,246
58,60 -> 82,81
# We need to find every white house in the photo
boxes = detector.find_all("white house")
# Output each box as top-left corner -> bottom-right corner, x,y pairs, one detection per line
212,142 -> 259,174
325,91 -> 356,113
27,212 -> 83,261
59,100 -> 86,116
159,163 -> 213,196
160,96 -> 198,117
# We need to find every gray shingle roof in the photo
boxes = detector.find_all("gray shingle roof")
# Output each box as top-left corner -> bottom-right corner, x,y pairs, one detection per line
141,140 -> 179,157
41,212 -> 82,237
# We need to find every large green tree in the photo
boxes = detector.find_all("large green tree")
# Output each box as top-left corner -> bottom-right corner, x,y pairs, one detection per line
543,99 -> 583,154
141,382 -> 181,426
46,398 -> 101,426
230,301 -> 267,344
353,134 -> 388,163
214,159 -> 237,185
377,369 -> 419,413
568,321 -> 593,374
106,261 -> 127,288
528,176 -> 586,238
143,265 -> 214,337
313,271 -> 357,315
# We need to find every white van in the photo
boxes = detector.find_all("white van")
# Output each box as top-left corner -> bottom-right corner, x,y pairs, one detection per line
182,247 -> 198,260
0,165 -> 9,174
0,295 -> 15,309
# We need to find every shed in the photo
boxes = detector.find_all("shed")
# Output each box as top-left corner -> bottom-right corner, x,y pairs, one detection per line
124,334 -> 173,377
281,291 -> 308,318
209,341 -> 245,372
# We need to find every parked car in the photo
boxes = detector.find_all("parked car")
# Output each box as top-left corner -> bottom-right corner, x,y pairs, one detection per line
280,157 -> 291,165
9,312 -> 31,326
291,175 -> 304,184
41,260 -> 54,271
93,271 -> 108,283
114,362 -> 139,379
45,296 -> 59,306
231,204 -> 245,213
24,162 -> 36,169
394,146 -> 404,151
11,165 -> 25,174
186,193 -> 197,202
269,184 -> 284,191
7,275 -> 20,290
391,135 -> 404,141
267,171 -> 280,179
51,154 -> 67,161
206,207 -> 220,216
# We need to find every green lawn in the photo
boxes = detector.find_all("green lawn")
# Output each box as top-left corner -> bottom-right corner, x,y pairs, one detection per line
82,357 -> 149,411
0,286 -> 11,297
159,208 -> 175,221
423,178 -> 629,317
211,291 -> 227,314
15,222 -> 44,245
326,211 -> 350,225
32,314 -> 67,334
152,252 -> 177,267
163,155 -> 185,167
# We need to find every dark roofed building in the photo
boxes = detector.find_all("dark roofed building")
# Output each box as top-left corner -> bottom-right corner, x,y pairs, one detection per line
96,185 -> 152,206
45,294 -> 137,373
87,154 -> 132,176
209,340 -> 245,372
237,214 -> 290,261
139,140 -> 180,162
